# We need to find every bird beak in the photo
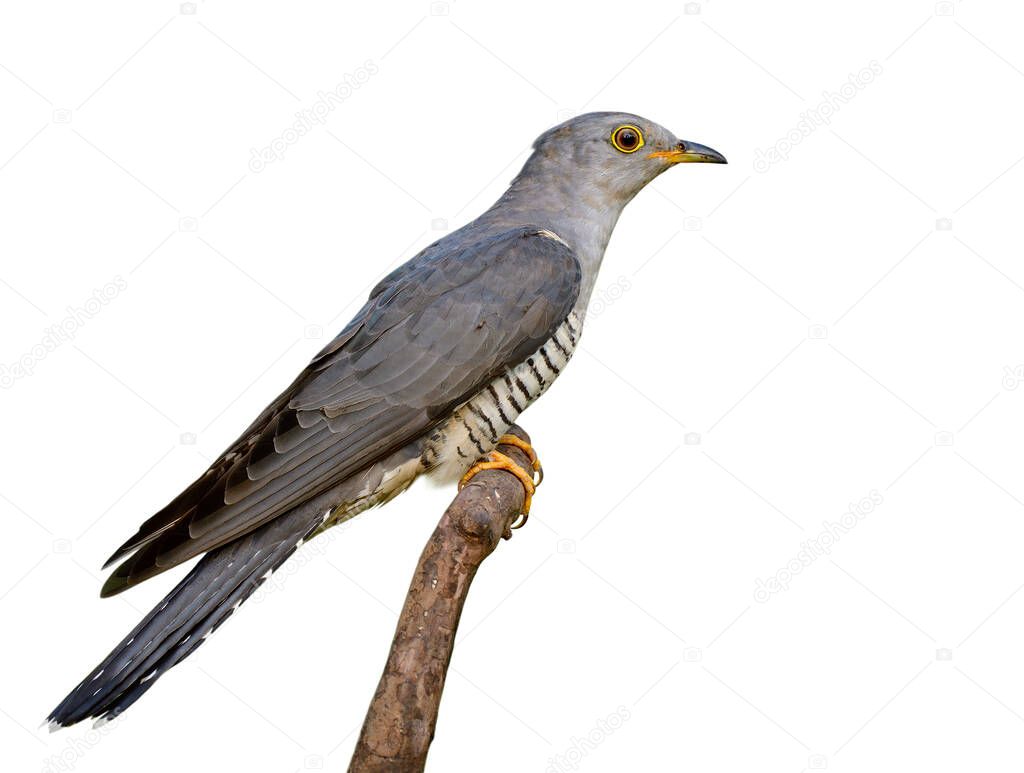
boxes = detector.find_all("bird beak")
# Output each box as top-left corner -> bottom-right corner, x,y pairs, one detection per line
649,140 -> 728,165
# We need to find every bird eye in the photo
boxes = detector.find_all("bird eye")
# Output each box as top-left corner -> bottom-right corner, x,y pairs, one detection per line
611,125 -> 644,153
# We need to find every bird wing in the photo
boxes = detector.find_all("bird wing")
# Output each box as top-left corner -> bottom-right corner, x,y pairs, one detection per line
101,227 -> 580,595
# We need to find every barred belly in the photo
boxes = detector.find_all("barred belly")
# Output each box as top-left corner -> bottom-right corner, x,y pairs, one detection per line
422,311 -> 581,482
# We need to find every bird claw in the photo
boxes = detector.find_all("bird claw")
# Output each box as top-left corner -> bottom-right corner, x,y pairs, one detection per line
493,434 -> 543,488
458,436 -> 542,536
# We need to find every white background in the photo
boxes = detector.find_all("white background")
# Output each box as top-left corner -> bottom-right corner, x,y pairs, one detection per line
2,0 -> 1023,770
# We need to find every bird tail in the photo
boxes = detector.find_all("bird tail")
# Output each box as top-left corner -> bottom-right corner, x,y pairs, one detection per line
46,501 -> 330,729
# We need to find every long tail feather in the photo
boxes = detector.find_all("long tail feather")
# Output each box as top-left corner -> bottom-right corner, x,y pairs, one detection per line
46,501 -> 329,728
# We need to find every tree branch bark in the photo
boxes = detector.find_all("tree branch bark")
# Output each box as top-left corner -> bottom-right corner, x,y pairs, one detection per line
348,426 -> 536,773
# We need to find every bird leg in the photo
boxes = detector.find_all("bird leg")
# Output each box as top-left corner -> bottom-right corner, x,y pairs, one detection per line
458,436 -> 543,535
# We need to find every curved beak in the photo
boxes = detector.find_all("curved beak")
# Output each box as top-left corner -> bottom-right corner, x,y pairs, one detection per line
649,140 -> 728,165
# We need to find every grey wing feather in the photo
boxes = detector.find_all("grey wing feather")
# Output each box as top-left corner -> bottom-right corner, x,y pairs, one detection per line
101,227 -> 580,595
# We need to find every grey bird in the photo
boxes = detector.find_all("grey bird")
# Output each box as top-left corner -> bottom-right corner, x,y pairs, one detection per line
47,111 -> 725,728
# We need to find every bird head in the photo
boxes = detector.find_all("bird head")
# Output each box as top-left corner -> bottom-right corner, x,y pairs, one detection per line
527,111 -> 726,203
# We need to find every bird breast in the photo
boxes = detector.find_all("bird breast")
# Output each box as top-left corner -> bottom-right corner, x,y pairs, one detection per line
422,311 -> 581,483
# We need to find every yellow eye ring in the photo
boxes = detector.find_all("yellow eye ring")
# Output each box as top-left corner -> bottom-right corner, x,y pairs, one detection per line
611,125 -> 644,153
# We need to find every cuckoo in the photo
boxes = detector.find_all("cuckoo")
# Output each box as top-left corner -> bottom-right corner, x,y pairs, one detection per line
47,111 -> 726,728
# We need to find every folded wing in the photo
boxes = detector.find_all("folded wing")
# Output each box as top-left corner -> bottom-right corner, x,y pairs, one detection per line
101,227 -> 580,595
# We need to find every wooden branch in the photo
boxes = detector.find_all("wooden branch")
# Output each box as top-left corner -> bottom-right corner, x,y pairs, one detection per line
348,426 -> 535,773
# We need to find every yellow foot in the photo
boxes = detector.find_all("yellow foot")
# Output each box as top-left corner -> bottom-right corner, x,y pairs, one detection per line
458,437 -> 542,536
494,434 -> 543,487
